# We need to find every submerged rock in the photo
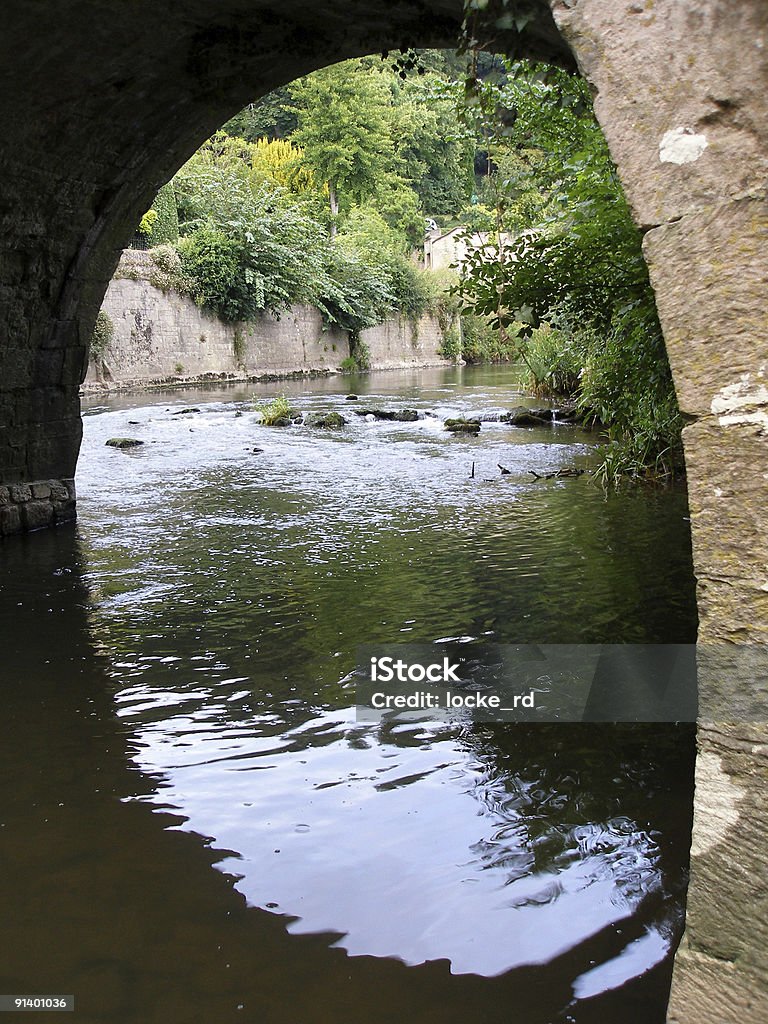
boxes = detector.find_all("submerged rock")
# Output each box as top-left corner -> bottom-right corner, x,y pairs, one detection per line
444,418 -> 481,434
353,408 -> 419,422
106,437 -> 144,448
345,394 -> 359,401
309,412 -> 347,429
173,407 -> 201,415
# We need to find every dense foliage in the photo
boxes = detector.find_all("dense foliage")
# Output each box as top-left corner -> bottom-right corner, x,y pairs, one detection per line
138,182 -> 179,245
453,57 -> 683,478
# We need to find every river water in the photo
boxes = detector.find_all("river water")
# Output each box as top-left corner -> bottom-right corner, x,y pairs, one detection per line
0,366 -> 697,1023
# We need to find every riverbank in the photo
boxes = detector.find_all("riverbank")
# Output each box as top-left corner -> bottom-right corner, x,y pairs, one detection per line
83,250 -> 453,393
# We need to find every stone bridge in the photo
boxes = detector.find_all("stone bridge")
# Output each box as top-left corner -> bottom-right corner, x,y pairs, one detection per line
1,2 -> 766,1019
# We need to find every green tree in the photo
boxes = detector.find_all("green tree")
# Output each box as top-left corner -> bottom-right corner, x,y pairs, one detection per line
222,87 -> 297,141
289,60 -> 396,236
149,182 -> 179,244
394,71 -> 475,218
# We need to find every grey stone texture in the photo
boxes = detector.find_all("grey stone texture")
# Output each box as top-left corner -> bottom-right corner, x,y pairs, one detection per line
549,3 -> 768,1020
0,1 -> 767,1019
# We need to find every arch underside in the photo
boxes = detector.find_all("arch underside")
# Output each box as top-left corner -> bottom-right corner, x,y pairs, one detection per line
1,3 -> 767,1022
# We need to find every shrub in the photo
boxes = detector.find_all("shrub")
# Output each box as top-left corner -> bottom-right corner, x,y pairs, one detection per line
233,325 -> 246,365
461,312 -> 520,364
148,244 -> 192,295
178,228 -> 265,322
315,247 -> 395,338
522,322 -> 583,396
579,304 -> 684,481
90,310 -> 114,360
439,320 -> 462,361
254,394 -> 291,425
137,209 -> 158,238
151,182 -> 180,244
351,339 -> 371,371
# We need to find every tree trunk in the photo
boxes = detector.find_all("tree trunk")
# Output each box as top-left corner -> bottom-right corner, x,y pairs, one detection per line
329,180 -> 338,239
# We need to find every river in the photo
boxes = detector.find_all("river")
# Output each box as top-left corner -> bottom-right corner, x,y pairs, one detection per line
0,365 -> 697,1023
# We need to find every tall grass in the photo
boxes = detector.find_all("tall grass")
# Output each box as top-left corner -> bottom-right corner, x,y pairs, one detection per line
254,394 -> 291,425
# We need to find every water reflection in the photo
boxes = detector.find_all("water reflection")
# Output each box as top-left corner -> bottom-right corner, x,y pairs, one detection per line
0,366 -> 697,1022
116,697 -> 691,982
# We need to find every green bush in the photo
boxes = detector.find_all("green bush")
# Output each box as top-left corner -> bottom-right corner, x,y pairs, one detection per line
151,182 -> 179,244
147,244 -> 192,295
351,339 -> 371,371
461,312 -> 519,364
90,310 -> 114,360
137,209 -> 157,238
439,320 -> 462,361
254,394 -> 291,425
579,304 -> 684,480
335,207 -> 428,322
315,247 -> 395,339
522,321 -> 583,396
178,228 -> 264,322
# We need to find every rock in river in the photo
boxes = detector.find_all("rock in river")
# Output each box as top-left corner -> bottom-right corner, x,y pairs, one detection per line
505,407 -> 554,426
268,408 -> 304,427
106,437 -> 144,448
353,408 -> 419,422
308,412 -> 347,429
444,418 -> 481,434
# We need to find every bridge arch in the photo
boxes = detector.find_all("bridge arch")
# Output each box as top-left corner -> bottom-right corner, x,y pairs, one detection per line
1,2 -> 767,1020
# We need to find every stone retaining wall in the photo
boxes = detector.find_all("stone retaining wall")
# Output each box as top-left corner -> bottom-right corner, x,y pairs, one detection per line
85,250 -> 451,389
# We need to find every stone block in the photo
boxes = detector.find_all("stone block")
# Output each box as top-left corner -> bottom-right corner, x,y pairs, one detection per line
9,483 -> 31,503
0,504 -> 21,535
668,723 -> 768,1023
53,498 -> 76,523
42,318 -> 78,350
33,348 -> 65,386
27,427 -> 81,480
553,0 -> 768,228
0,486 -> 9,505
25,387 -> 73,425
20,499 -> 54,531
31,482 -> 51,499
683,417 -> 768,642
